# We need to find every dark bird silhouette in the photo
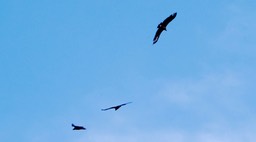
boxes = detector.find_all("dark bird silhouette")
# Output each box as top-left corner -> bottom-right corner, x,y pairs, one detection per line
153,12 -> 177,44
72,124 -> 86,130
101,102 -> 132,111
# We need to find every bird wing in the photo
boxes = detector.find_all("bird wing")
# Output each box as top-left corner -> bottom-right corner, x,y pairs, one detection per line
72,124 -> 83,128
162,12 -> 177,27
120,102 -> 132,106
153,28 -> 163,44
101,106 -> 115,111
78,126 -> 86,129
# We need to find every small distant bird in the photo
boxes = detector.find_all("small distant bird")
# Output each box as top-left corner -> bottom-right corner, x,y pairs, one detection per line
101,102 -> 132,111
72,124 -> 86,130
153,12 -> 177,44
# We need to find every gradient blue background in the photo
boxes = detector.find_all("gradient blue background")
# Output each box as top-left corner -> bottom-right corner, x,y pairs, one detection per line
1,0 -> 256,141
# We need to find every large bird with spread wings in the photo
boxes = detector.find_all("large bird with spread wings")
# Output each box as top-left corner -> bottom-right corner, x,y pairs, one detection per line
153,12 -> 177,44
101,102 -> 132,111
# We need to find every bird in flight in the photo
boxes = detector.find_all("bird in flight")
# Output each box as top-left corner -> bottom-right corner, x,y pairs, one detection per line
72,124 -> 86,130
101,102 -> 132,111
153,12 -> 177,44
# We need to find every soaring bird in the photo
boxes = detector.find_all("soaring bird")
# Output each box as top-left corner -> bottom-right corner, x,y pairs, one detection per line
153,12 -> 177,44
101,102 -> 132,111
72,124 -> 86,130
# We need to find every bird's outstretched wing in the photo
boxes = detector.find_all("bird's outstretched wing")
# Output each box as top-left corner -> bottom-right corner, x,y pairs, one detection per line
120,102 -> 132,106
153,28 -> 163,44
101,106 -> 115,111
162,12 -> 177,27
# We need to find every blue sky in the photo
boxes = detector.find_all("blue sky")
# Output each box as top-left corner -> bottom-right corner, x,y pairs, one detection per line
1,0 -> 256,142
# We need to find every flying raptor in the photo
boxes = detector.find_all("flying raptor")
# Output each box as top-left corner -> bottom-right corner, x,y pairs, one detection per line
153,12 -> 177,44
72,124 -> 86,130
101,102 -> 132,111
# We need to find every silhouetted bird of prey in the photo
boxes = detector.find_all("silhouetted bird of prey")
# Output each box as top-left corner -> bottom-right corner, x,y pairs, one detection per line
153,12 -> 177,44
101,102 -> 132,111
72,124 -> 86,130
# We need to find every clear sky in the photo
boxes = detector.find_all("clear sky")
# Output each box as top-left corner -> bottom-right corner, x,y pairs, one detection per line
1,0 -> 256,142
